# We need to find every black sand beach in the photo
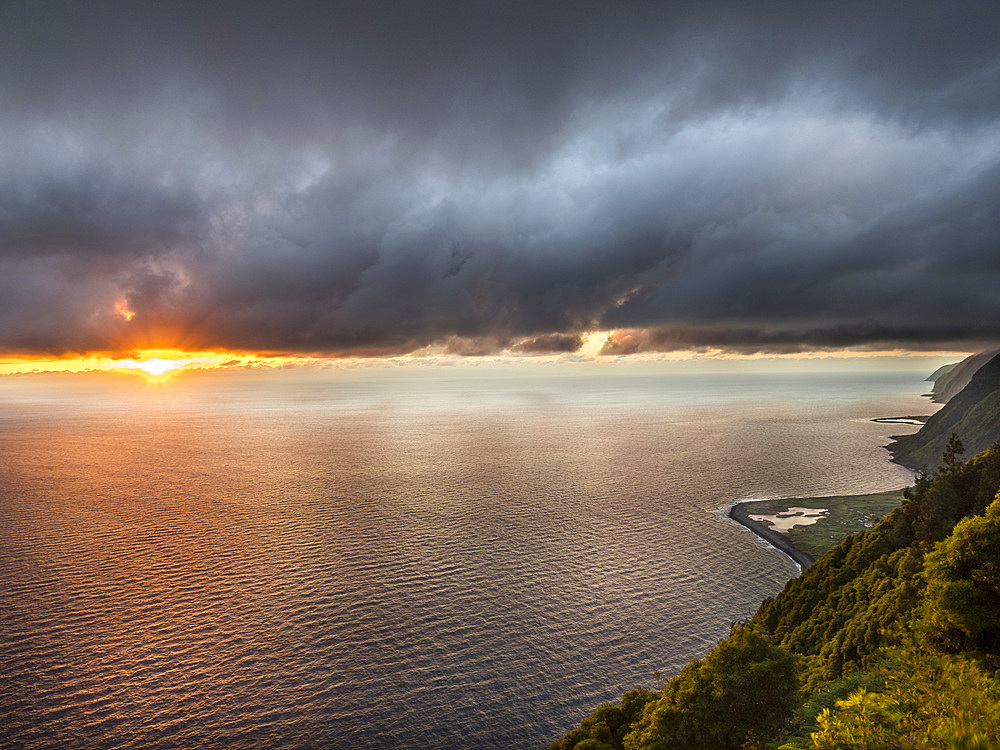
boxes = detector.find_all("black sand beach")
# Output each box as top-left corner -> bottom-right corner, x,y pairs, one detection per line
729,502 -> 815,570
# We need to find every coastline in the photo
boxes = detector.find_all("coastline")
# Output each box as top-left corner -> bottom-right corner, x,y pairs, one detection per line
725,411 -> 926,571
728,500 -> 815,570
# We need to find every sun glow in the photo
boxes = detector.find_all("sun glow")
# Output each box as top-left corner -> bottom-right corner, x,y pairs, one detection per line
0,350 -> 359,379
0,350 -> 240,378
128,358 -> 189,377
0,339 -> 972,381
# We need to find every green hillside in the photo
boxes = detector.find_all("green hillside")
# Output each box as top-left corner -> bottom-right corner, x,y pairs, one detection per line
890,352 -> 1000,470
550,444 -> 1000,750
930,349 -> 998,403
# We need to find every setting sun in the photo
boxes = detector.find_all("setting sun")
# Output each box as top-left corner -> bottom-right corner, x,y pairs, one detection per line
2,3 -> 1000,748
0,350 -> 347,378
133,358 -> 184,377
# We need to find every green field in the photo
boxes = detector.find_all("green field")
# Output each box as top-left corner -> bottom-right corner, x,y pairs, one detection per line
744,489 -> 906,559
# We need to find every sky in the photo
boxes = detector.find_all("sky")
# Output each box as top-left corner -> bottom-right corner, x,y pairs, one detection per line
1,1 -> 999,369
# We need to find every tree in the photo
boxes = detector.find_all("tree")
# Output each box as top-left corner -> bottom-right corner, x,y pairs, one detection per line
809,647 -> 1000,749
810,689 -> 899,749
550,688 -> 656,750
624,627 -> 798,750
923,494 -> 1000,653
942,433 -> 966,475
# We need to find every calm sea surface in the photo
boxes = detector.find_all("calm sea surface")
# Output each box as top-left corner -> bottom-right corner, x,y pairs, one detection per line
0,369 -> 930,748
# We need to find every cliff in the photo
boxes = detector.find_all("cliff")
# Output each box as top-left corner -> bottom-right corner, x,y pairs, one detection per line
551,445 -> 1000,750
889,351 -> 1000,470
930,349 -> 999,403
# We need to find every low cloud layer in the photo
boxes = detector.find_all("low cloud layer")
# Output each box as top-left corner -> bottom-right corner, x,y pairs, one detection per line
1,2 -> 999,357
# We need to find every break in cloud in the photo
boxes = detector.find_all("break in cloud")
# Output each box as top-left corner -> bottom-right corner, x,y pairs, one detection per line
1,1 -> 999,357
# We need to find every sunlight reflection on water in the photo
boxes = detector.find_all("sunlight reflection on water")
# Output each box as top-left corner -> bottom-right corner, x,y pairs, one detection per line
0,371 -> 926,748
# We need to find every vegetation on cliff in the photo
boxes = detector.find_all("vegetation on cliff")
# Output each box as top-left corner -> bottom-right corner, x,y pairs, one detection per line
890,352 -> 1000,470
551,438 -> 1000,750
928,349 -> 999,404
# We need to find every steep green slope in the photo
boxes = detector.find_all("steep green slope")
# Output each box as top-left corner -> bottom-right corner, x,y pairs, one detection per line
550,446 -> 1000,750
753,444 -> 1000,681
930,349 -> 998,403
889,352 -> 1000,470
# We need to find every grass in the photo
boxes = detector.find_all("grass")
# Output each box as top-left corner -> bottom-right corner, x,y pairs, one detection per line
744,489 -> 906,560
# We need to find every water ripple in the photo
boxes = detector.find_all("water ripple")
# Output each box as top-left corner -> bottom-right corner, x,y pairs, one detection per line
0,372 -> 925,748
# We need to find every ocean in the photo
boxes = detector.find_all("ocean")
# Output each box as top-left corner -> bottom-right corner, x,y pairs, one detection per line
0,367 -> 930,748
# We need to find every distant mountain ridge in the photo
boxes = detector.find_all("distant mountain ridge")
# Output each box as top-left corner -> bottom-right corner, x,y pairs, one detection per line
889,351 -> 1000,470
929,349 -> 999,403
925,362 -> 957,384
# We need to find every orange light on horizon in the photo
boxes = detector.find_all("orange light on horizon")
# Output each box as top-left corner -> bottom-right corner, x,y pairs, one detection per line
0,350 -> 235,378
0,349 -> 361,379
0,338 -> 974,380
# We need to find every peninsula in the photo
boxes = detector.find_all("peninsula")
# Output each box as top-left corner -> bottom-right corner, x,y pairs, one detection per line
728,488 -> 906,567
728,502 -> 815,568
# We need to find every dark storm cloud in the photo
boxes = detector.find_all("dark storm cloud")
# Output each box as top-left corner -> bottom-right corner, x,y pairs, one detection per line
599,325 -> 1000,357
1,1 -> 999,356
0,166 -> 206,258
